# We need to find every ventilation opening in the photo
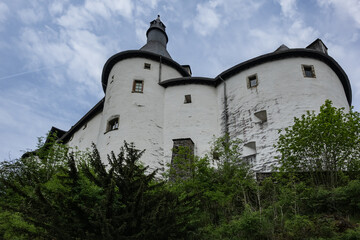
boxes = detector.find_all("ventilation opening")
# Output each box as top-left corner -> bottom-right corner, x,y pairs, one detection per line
247,74 -> 258,88
243,141 -> 256,156
144,63 -> 151,69
243,141 -> 256,164
254,110 -> 267,123
184,94 -> 192,104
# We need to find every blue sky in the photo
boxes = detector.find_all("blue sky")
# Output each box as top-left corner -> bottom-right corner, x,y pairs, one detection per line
1,0 -> 360,161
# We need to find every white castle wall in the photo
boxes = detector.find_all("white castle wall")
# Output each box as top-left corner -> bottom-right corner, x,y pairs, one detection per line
67,112 -> 102,152
221,57 -> 350,171
163,84 -> 220,163
96,57 -> 184,170
63,55 -> 350,173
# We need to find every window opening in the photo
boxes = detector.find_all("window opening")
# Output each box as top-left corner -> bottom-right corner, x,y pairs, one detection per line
144,63 -> 151,69
107,118 -> 119,132
132,80 -> 144,93
184,94 -> 192,104
247,74 -> 258,88
254,110 -> 267,123
302,65 -> 316,78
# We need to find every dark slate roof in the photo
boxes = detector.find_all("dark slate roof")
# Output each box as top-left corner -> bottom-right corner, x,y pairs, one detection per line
140,41 -> 172,58
146,15 -> 168,42
160,77 -> 216,87
101,50 -> 190,92
159,49 -> 352,106
274,44 -> 289,52
214,48 -> 351,106
59,46 -> 352,144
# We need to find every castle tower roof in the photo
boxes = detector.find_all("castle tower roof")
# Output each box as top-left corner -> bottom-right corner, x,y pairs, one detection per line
140,15 -> 172,59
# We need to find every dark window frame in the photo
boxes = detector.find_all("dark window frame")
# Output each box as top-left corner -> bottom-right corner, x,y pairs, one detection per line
132,80 -> 144,93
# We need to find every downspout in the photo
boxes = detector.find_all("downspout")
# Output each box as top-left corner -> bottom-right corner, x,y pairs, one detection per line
158,56 -> 162,83
219,76 -> 229,141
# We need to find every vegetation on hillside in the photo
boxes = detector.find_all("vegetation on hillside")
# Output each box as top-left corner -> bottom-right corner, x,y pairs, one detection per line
0,100 -> 359,239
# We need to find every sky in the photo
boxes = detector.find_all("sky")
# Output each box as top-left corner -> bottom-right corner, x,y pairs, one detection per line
0,0 -> 360,161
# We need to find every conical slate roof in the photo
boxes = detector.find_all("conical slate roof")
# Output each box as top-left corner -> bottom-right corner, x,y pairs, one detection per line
140,15 -> 172,59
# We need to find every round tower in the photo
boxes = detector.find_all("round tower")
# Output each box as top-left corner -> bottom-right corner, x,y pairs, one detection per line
96,16 -> 188,170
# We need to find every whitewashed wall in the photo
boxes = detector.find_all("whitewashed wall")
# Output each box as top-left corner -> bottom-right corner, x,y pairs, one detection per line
163,84 -> 220,165
67,112 -> 102,152
65,55 -> 350,173
220,57 -> 350,171
96,57 -> 183,170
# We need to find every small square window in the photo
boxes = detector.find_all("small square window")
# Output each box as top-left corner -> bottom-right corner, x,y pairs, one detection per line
184,94 -> 192,104
132,80 -> 144,93
107,118 -> 119,132
302,65 -> 316,78
247,74 -> 258,88
144,63 -> 151,69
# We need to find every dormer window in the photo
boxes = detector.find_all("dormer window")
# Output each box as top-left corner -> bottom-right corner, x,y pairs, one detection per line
132,80 -> 144,93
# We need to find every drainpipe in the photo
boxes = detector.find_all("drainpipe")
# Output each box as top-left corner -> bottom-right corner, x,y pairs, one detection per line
219,76 -> 229,141
158,56 -> 162,83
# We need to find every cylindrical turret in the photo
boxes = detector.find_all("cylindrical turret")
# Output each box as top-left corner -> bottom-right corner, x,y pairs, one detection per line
140,15 -> 172,59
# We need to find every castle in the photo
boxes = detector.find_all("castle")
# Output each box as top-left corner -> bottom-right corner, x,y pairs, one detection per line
52,16 -> 352,172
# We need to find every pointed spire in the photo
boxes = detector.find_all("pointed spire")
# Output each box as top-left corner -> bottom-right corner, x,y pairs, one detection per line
140,15 -> 171,58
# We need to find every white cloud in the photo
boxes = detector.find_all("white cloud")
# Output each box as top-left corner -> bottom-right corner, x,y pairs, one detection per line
105,0 -> 133,19
277,0 -> 297,19
84,0 -> 111,19
135,19 -> 148,44
18,8 -> 44,24
49,1 -> 66,16
317,0 -> 360,29
0,2 -> 9,23
193,2 -> 221,36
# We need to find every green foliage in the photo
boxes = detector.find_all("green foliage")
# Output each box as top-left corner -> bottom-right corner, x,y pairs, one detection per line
0,139 -> 185,239
2,102 -> 360,240
276,100 -> 360,187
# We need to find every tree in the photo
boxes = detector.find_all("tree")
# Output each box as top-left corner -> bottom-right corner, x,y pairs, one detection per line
0,139 -> 185,239
276,100 -> 360,187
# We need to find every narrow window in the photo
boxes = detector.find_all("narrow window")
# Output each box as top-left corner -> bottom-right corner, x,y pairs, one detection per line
184,94 -> 192,104
132,80 -> 144,93
144,63 -> 151,70
302,65 -> 316,78
107,118 -> 119,132
247,74 -> 258,88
